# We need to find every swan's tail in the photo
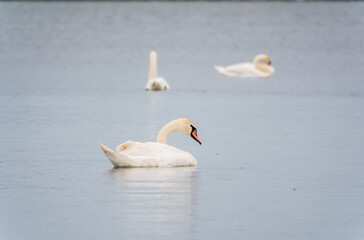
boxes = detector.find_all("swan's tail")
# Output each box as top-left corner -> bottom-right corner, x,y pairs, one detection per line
99,143 -> 113,154
214,65 -> 225,74
99,143 -> 120,165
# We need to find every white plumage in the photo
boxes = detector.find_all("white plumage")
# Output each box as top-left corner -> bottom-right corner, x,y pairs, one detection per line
145,51 -> 170,91
100,118 -> 201,168
215,54 -> 275,79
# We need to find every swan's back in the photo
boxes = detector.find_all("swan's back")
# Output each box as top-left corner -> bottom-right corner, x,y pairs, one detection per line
215,63 -> 255,78
145,77 -> 170,91
215,62 -> 274,78
114,141 -> 196,167
117,141 -> 177,157
224,63 -> 255,77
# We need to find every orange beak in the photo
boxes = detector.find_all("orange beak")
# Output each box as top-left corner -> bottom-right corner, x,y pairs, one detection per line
191,130 -> 202,145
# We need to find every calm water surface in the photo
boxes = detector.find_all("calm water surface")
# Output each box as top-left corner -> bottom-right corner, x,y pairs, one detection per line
1,2 -> 364,240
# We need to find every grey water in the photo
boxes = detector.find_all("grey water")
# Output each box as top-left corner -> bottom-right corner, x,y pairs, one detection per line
1,2 -> 364,240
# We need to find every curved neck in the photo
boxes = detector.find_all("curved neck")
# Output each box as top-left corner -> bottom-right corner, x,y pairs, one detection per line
255,62 -> 270,73
254,58 -> 272,73
149,52 -> 158,79
157,119 -> 182,144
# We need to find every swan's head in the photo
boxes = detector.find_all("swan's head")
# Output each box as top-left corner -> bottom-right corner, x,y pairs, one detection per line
254,54 -> 272,66
150,50 -> 157,59
180,118 -> 202,145
157,118 -> 202,145
254,54 -> 274,74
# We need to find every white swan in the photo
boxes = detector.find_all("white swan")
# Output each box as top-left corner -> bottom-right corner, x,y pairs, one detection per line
215,54 -> 275,78
145,51 -> 170,91
99,118 -> 201,168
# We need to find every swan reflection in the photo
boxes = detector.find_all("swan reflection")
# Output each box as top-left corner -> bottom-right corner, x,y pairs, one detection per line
107,167 -> 198,227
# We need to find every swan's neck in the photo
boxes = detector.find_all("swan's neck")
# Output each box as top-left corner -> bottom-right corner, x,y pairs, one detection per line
157,119 -> 181,144
253,58 -> 274,74
254,61 -> 270,73
149,52 -> 158,79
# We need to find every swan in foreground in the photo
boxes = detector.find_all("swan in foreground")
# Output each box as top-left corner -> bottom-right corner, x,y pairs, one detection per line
145,51 -> 170,91
215,54 -> 275,78
99,118 -> 201,168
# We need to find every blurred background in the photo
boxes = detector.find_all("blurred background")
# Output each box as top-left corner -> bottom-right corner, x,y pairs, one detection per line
1,1 -> 364,240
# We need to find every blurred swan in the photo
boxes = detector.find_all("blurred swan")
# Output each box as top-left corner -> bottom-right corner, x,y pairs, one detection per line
215,54 -> 275,78
145,51 -> 170,91
100,118 -> 201,168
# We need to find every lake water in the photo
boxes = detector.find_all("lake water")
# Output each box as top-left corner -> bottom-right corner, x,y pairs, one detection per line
1,2 -> 364,240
